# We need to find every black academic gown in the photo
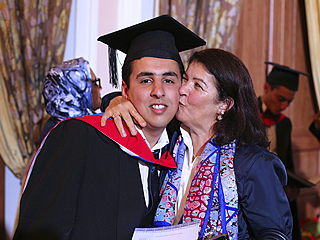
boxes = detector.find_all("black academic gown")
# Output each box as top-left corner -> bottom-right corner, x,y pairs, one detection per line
13,118 -> 162,240
275,116 -> 294,172
276,116 -> 301,240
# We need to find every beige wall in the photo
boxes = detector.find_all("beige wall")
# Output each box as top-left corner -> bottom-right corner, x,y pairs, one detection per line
97,0 -> 119,96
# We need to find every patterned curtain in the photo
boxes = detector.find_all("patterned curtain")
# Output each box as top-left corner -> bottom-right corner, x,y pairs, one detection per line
0,0 -> 72,178
305,0 -> 320,108
159,0 -> 244,65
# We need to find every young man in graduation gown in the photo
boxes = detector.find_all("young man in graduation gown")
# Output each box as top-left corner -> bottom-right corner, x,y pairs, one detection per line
259,62 -> 309,240
13,15 -> 205,240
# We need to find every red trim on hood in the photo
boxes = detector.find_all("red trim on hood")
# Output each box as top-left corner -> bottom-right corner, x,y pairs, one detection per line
74,115 -> 177,168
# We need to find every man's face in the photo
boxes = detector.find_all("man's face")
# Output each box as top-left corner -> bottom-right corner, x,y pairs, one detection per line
263,83 -> 296,114
122,57 -> 181,133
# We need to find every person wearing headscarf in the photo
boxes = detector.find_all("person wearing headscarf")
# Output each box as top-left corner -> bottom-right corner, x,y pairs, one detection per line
39,57 -> 102,142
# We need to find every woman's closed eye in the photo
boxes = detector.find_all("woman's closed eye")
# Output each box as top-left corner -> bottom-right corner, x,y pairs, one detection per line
195,82 -> 204,90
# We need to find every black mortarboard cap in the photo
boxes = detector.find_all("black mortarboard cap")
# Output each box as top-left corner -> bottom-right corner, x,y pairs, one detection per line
98,15 -> 206,88
265,62 -> 309,91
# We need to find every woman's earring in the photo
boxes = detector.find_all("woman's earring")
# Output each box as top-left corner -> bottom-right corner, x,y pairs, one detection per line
217,111 -> 225,121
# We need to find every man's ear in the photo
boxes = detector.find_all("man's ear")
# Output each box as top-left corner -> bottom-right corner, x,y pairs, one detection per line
121,80 -> 129,99
263,83 -> 271,94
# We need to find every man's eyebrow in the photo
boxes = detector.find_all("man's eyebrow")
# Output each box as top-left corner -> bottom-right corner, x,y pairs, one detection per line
136,71 -> 179,78
137,72 -> 154,78
162,71 -> 178,78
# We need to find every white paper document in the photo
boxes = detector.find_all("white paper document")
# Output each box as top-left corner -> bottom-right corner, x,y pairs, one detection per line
131,220 -> 200,240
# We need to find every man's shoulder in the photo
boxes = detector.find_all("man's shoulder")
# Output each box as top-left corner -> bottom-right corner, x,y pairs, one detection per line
281,115 -> 291,122
45,115 -> 104,141
58,114 -> 104,132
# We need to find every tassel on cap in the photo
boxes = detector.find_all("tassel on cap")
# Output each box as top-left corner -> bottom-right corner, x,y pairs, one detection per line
108,46 -> 119,88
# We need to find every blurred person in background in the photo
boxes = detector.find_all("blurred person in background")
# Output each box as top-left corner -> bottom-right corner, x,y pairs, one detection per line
40,57 -> 102,142
259,62 -> 309,240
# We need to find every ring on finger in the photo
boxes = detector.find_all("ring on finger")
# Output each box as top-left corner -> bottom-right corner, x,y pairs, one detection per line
112,113 -> 121,119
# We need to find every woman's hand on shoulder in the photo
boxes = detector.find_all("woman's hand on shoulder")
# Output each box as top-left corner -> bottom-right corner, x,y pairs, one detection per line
100,96 -> 146,137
